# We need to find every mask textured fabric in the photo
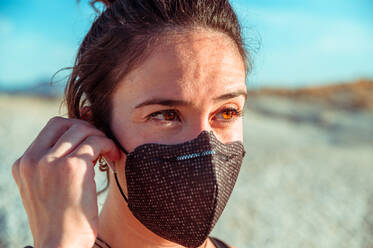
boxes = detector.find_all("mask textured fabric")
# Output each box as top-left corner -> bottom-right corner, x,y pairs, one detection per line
124,131 -> 245,248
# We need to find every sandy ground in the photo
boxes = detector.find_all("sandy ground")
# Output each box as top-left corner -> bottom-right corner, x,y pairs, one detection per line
0,93 -> 372,248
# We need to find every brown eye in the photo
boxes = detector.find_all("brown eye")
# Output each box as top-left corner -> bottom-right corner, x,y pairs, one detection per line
215,108 -> 242,121
163,111 -> 176,120
149,110 -> 180,121
222,110 -> 234,119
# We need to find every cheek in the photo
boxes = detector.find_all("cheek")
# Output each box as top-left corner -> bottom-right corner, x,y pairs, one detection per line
110,122 -> 137,155
215,119 -> 244,144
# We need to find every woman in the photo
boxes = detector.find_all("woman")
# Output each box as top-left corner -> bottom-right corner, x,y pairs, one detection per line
12,0 -> 249,247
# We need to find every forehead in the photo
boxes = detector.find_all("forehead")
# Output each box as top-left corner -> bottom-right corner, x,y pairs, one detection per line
114,29 -> 246,105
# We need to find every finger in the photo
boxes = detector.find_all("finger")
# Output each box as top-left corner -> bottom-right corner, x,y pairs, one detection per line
11,158 -> 21,187
28,117 -> 93,155
49,124 -> 106,158
70,136 -> 121,164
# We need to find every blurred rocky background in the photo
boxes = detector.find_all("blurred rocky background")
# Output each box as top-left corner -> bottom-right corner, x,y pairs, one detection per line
1,1 -> 373,247
0,79 -> 372,248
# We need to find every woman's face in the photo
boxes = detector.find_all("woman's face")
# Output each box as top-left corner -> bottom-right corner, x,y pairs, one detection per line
111,29 -> 247,155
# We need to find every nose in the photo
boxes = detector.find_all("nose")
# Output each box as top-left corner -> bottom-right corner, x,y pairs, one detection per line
183,114 -> 213,142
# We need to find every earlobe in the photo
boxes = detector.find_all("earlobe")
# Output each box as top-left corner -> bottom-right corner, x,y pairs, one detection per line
80,106 -> 93,122
101,156 -> 116,173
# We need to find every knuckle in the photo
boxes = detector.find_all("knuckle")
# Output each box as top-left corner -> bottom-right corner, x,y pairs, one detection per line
73,123 -> 104,138
62,156 -> 82,173
71,122 -> 84,130
12,157 -> 21,169
85,135 -> 99,144
11,158 -> 21,181
39,154 -> 56,166
93,128 -> 106,137
81,143 -> 95,156
20,153 -> 37,167
84,136 -> 104,151
19,155 -> 36,179
73,117 -> 93,128
80,119 -> 94,127
47,116 -> 64,126
70,123 -> 91,136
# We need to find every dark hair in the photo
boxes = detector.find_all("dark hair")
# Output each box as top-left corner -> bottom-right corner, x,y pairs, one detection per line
65,0 -> 249,192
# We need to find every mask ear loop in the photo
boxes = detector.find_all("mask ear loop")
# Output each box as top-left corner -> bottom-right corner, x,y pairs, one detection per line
102,132 -> 130,203
114,171 -> 128,203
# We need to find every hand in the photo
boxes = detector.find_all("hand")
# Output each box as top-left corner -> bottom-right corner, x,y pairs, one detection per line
12,117 -> 121,248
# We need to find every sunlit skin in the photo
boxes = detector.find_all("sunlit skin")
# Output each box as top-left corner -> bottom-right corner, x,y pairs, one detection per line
11,28 -> 247,248
98,28 -> 247,248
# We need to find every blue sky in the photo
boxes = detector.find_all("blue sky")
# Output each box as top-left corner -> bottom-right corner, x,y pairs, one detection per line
1,0 -> 372,89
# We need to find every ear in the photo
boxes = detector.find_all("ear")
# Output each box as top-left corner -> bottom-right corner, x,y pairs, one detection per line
80,106 -> 93,122
102,156 -> 117,173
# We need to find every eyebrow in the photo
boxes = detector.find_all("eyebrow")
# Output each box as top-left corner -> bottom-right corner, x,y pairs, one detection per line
134,89 -> 248,109
212,90 -> 248,102
135,99 -> 191,109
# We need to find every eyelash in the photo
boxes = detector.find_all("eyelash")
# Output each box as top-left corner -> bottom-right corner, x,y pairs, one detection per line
148,109 -> 181,122
147,108 -> 243,122
214,107 -> 243,121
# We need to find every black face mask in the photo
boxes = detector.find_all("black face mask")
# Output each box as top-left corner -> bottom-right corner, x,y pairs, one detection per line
111,131 -> 245,248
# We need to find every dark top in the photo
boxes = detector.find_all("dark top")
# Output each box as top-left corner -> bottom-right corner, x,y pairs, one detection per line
24,236 -> 231,248
209,236 -> 231,248
92,236 -> 230,248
